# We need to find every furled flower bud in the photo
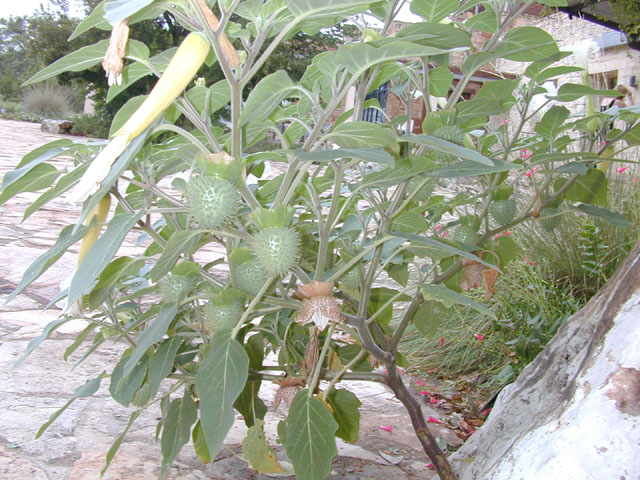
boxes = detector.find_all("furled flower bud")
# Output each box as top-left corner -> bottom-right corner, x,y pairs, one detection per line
102,20 -> 130,86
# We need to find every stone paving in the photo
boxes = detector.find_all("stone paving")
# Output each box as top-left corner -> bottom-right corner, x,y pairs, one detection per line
0,119 -> 447,479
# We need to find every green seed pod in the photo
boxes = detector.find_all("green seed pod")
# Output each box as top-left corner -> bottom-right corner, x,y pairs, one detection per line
453,225 -> 479,245
489,199 -> 517,225
184,175 -> 239,229
203,301 -> 243,333
250,226 -> 300,276
233,261 -> 270,295
432,125 -> 465,145
340,266 -> 360,290
160,276 -> 194,304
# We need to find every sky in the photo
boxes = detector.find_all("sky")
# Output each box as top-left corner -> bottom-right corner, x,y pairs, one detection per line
0,0 -> 85,19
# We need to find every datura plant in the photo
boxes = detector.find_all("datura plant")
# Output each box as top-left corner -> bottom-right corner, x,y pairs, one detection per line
3,0 -> 639,479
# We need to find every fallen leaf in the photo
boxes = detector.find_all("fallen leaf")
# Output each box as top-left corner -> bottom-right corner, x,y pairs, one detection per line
379,450 -> 404,465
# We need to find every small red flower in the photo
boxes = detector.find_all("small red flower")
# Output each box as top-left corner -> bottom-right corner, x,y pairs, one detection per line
426,463 -> 435,469
494,233 -> 503,239
520,149 -> 532,159
439,337 -> 445,347
617,166 -> 628,174
435,224 -> 443,232
498,119 -> 509,127
420,391 -> 431,396
427,416 -> 441,424
481,408 -> 492,416
380,425 -> 393,433
429,397 -> 439,404
474,333 -> 485,341
416,380 -> 427,387
439,231 -> 448,238
504,230 -> 511,236
525,168 -> 536,178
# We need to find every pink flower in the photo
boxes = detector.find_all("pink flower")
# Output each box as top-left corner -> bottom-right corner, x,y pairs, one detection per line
416,380 -> 427,387
617,166 -> 628,174
498,119 -> 509,127
523,256 -> 535,266
380,425 -> 393,433
474,333 -> 485,341
427,416 -> 441,424
398,368 -> 406,376
481,408 -> 492,416
426,463 -> 435,469
435,224 -> 443,232
439,231 -> 448,238
504,230 -> 511,236
525,168 -> 537,178
439,337 -> 445,347
494,233 -> 503,239
520,149 -> 532,159
429,397 -> 439,404
634,177 -> 639,186
600,140 -> 607,146
382,369 -> 388,375
420,391 -> 432,396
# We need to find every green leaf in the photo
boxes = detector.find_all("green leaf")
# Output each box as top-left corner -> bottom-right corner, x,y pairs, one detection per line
0,163 -> 60,206
328,121 -> 396,148
493,27 -> 558,62
411,0 -> 459,22
104,0 -> 155,25
560,169 -> 608,206
23,40 -> 109,85
240,71 -> 295,126
427,157 -> 516,177
67,212 -> 144,307
89,256 -> 145,309
428,67 -> 454,97
326,389 -> 361,443
243,419 -> 284,474
186,80 -> 232,116
36,374 -> 104,439
420,284 -> 496,319
161,392 -> 198,473
2,140 -> 70,188
534,105 -> 570,138
387,264 -> 410,287
533,66 -> 583,83
391,211 -> 428,233
483,235 -> 520,266
101,410 -> 142,476
69,1 -> 110,40
148,337 -> 182,397
549,83 -> 619,102
393,22 -> 472,50
456,97 -> 504,119
196,330 -> 249,460
7,224 -> 89,304
622,122 -> 640,146
461,51 -> 497,76
63,323 -> 99,361
120,305 -> 178,382
576,204 -> 632,227
405,134 -> 494,165
283,390 -> 338,480
414,301 -> 447,338
150,230 -> 203,282
235,381 -> 269,428
13,317 -> 74,367
192,421 -> 211,465
110,347 -> 150,406
294,147 -> 394,165
465,9 -> 498,33
23,162 -> 90,221
361,157 -> 436,188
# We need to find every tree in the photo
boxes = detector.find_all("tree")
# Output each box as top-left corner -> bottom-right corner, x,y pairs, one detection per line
2,1 -> 639,480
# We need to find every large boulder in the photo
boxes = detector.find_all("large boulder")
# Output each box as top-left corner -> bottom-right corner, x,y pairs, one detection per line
41,119 -> 73,134
452,241 -> 640,479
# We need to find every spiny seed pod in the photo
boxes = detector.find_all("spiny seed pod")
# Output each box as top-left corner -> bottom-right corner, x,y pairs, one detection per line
203,301 -> 243,333
160,276 -> 194,304
184,175 -> 239,229
432,125 -> 465,145
233,261 -> 270,295
340,266 -> 360,291
250,226 -> 300,276
540,208 -> 562,232
489,199 -> 517,225
453,225 -> 480,246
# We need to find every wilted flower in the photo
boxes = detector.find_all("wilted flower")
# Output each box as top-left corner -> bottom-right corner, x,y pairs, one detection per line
295,281 -> 344,330
102,20 -> 130,86
272,377 -> 304,412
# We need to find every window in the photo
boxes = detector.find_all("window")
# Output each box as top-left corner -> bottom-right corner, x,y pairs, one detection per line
362,82 -> 389,124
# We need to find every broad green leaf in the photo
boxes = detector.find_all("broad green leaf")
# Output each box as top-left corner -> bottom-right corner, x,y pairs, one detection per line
186,80 -> 232,116
196,330 -> 249,460
493,27 -> 558,62
328,122 -> 396,148
101,410 -> 142,476
420,284 -> 496,319
235,381 -> 269,428
474,78 -> 520,105
104,0 -> 155,25
67,212 -> 144,307
576,204 -> 632,227
89,256 -> 145,309
549,83 -> 619,102
294,147 -> 394,165
283,390 -> 338,480
391,211 -> 428,233
326,389 -> 361,444
69,1 -> 110,40
393,22 -> 472,50
192,421 -> 211,465
461,52 -> 497,76
406,134 -> 494,165
63,323 -> 98,361
240,71 -> 295,126
149,230 -> 203,282
7,224 -> 89,304
559,169 -> 608,206
119,305 -> 178,383
161,393 -> 198,473
411,0 -> 459,22
243,419 -> 284,474
534,105 -> 570,138
483,235 -> 520,266
428,67 -> 454,97
523,51 -> 574,80
456,97 -> 504,120
36,374 -> 104,438
13,317 -> 74,367
288,0 -> 370,18
622,123 -> 640,146
413,301 -> 448,337
110,347 -> 149,406
148,337 -> 182,397
427,158 -> 516,177
465,10 -> 498,33
2,139 -> 70,188
388,264 -> 410,287
23,162 -> 90,221
0,164 -> 60,206
534,66 -> 583,83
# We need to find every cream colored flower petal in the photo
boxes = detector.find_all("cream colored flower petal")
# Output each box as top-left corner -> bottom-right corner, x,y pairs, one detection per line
311,310 -> 330,330
68,135 -> 129,203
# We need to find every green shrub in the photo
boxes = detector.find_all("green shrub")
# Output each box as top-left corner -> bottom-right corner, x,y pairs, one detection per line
21,81 -> 74,119
71,113 -> 109,139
